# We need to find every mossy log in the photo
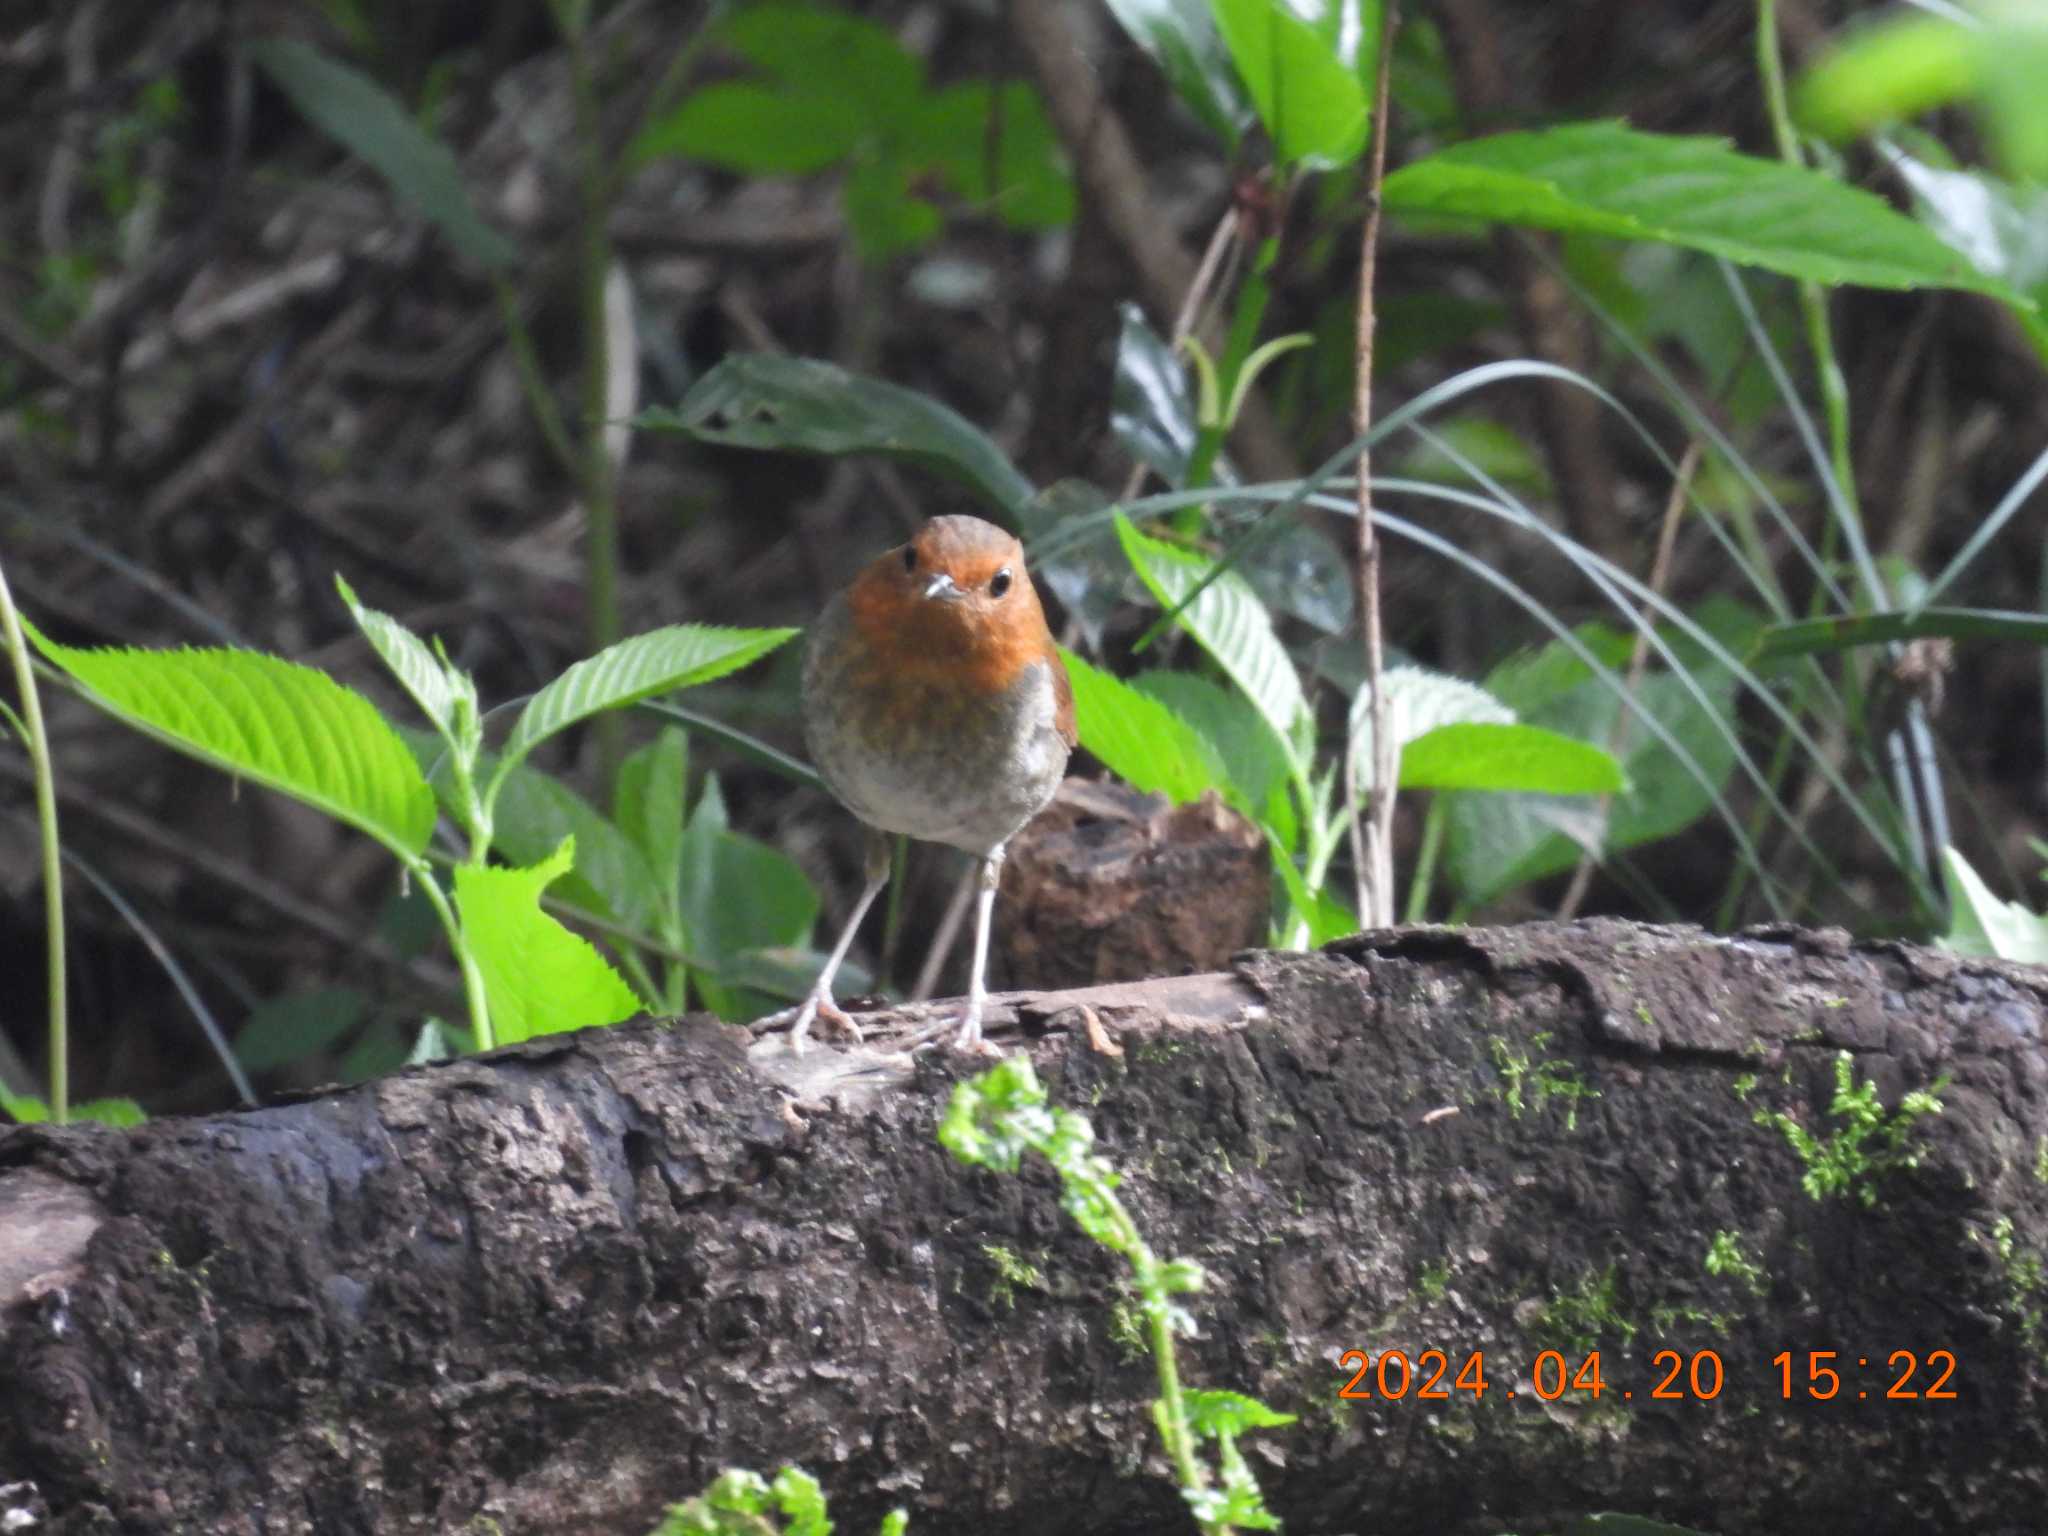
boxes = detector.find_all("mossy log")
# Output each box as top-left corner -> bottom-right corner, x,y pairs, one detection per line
2,920 -> 2044,1535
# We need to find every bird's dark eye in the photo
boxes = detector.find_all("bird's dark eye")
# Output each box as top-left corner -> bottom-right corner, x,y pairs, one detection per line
902,545 -> 918,573
989,567 -> 1013,598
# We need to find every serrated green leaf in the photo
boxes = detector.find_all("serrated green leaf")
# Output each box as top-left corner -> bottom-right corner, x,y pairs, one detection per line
616,726 -> 689,908
1062,650 -> 1235,808
335,574 -> 473,743
501,625 -> 795,775
249,39 -> 513,272
27,620 -> 437,857
454,839 -> 640,1044
1400,722 -> 1625,794
639,355 -> 1036,517
1382,121 -> 2026,300
490,762 -> 659,932
1113,513 -> 1308,760
1182,1388 -> 1298,1436
1211,0 -> 1370,170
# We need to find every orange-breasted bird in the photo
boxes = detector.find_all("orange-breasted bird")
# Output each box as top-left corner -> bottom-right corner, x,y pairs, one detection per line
771,515 -> 1075,1053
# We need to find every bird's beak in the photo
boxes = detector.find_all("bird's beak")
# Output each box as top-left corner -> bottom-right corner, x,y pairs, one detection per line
923,572 -> 962,601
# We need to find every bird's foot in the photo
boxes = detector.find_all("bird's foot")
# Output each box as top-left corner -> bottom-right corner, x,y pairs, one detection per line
949,999 -> 1004,1058
755,991 -> 864,1055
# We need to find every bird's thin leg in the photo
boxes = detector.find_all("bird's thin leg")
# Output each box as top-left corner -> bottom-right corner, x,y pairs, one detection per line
763,831 -> 890,1054
954,845 -> 1004,1052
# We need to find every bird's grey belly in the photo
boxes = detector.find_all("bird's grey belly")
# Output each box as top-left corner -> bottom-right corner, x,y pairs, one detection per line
805,640 -> 1068,857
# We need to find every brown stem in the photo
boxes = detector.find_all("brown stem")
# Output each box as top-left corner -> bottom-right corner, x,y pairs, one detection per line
1350,5 -> 1401,928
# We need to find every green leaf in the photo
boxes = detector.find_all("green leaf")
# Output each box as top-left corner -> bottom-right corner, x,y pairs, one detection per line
631,81 -> 868,173
249,39 -> 513,272
1442,623 -> 1741,905
915,82 -> 1075,230
616,726 -> 689,911
1183,1389 -> 1298,1437
1401,722 -> 1625,794
1270,829 -> 1356,945
1939,846 -> 2048,965
1133,670 -> 1296,851
1114,514 -> 1309,760
1210,0 -> 1370,170
454,839 -> 640,1044
640,355 -> 1036,517
718,3 -> 923,120
490,762 -> 660,933
1103,0 -> 1254,147
1799,9 -> 2048,182
1381,121 -> 2026,301
678,776 -> 820,1018
500,625 -> 795,776
2,1091 -> 147,1127
1752,606 -> 2048,659
1796,16 -> 1978,143
1062,651 -> 1236,807
335,574 -> 476,748
843,157 -> 941,258
235,987 -> 368,1073
27,621 -> 437,858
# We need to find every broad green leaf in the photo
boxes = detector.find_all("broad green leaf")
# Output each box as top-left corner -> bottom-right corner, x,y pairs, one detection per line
28,622 -> 437,857
454,839 -> 640,1044
335,574 -> 475,747
916,82 -> 1075,230
616,726 -> 689,908
1400,722 -> 1625,794
641,355 -> 1035,516
490,762 -> 659,932
1103,0 -> 1255,147
718,2 -> 923,122
630,81 -> 867,172
1114,513 -> 1308,759
249,39 -> 513,272
1443,624 -> 1741,905
1381,122 -> 2025,301
1350,664 -> 1511,792
1752,606 -> 2048,659
677,775 -> 820,1019
1062,651 -> 1235,808
1211,0 -> 1370,170
1133,669 -> 1296,851
843,157 -> 941,258
1939,846 -> 2048,965
235,986 -> 368,1073
1112,302 -> 1205,488
500,624 -> 795,775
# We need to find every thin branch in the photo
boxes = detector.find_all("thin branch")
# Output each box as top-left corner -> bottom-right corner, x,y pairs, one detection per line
1349,4 -> 1401,928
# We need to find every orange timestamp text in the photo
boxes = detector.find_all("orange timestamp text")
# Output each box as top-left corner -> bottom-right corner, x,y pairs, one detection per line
1335,1347 -> 1958,1403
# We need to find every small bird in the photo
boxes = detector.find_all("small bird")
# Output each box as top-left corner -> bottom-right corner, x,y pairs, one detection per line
773,515 -> 1074,1053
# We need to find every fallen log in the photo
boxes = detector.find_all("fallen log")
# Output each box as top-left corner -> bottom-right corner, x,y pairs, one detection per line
2,919 -> 2043,1535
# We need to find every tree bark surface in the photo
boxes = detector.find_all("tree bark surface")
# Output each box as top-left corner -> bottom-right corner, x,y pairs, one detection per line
3,919 -> 2045,1536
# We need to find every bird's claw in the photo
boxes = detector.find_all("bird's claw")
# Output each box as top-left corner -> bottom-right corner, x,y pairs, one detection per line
758,992 -> 863,1055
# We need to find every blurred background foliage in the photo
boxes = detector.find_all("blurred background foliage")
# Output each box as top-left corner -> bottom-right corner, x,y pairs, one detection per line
3,0 -> 2046,1117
